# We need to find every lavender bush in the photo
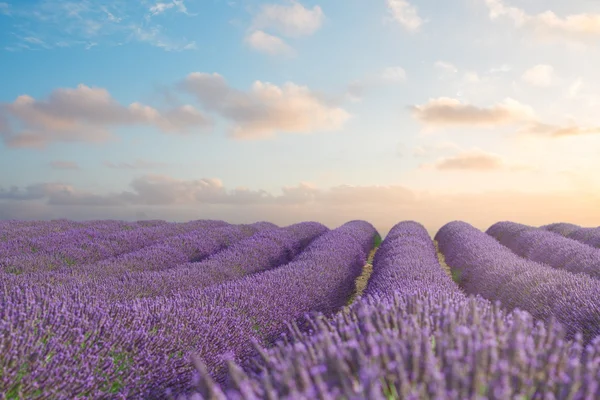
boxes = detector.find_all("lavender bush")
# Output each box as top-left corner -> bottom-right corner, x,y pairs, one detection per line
177,220 -> 600,400
436,220 -> 600,342
0,220 -> 376,399
488,221 -> 600,279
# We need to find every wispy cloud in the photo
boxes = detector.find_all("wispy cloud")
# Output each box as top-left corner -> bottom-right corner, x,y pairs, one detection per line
381,66 -> 407,83
1,0 -> 198,51
485,0 -> 600,44
425,149 -> 505,171
250,0 -> 324,37
0,2 -> 11,16
245,0 -> 324,56
49,160 -> 80,170
0,84 -> 211,148
130,25 -> 197,51
410,97 -> 536,128
344,66 -> 407,101
179,72 -> 350,139
244,30 -> 295,56
518,121 -> 600,138
386,0 -> 424,33
2,176 -> 596,236
435,61 -> 458,75
521,64 -> 556,87
103,159 -> 168,170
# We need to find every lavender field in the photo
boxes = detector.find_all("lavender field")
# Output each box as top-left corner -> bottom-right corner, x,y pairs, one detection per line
2,219 -> 600,400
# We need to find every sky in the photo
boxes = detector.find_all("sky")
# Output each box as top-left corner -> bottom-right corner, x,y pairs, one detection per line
1,0 -> 600,236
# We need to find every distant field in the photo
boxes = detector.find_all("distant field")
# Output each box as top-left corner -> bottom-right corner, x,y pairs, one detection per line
1,219 -> 600,399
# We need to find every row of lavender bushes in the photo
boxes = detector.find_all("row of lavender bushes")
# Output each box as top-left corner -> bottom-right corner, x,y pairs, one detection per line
1,222 -> 329,303
180,220 -> 600,400
0,219 -> 238,274
541,222 -> 600,248
0,220 -> 377,399
487,221 -> 600,279
437,220 -> 600,342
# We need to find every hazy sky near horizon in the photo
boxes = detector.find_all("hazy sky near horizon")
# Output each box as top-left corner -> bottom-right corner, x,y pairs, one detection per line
1,0 -> 600,236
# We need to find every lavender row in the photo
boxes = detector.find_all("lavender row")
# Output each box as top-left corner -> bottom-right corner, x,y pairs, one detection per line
0,220 -> 377,399
0,220 -> 239,275
436,220 -> 600,343
178,221 -> 600,399
363,220 -> 462,298
72,221 -> 283,277
0,219 -> 171,255
75,222 -> 329,301
541,222 -> 600,249
540,222 -> 582,237
487,221 -> 600,280
179,292 -> 600,400
0,219 -> 85,243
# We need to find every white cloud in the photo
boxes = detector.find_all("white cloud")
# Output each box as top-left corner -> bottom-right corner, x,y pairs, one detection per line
386,0 -> 424,32
179,72 -> 350,139
518,122 -> 600,138
0,84 -> 211,148
381,66 -> 407,83
1,0 -> 198,51
0,2 -> 11,16
251,0 -> 324,37
2,176 -> 599,238
49,161 -> 80,170
103,159 -> 169,170
485,0 -> 600,44
425,149 -> 505,171
521,64 -> 555,87
410,97 -> 536,128
245,30 -> 295,56
435,61 -> 458,74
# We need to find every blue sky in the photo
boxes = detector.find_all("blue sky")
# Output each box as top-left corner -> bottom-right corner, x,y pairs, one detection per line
1,0 -> 600,235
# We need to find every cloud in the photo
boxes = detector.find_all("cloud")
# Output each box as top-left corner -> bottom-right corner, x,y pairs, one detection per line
521,64 -> 555,87
410,97 -> 536,128
103,159 -> 168,169
179,72 -> 350,139
435,61 -> 458,74
1,0 -> 198,51
244,30 -> 295,56
344,66 -> 407,101
149,3 -> 172,16
251,0 -> 324,37
2,176 -> 599,237
484,0 -> 600,44
0,84 -> 211,148
518,122 -> 600,138
386,0 -> 424,32
0,2 -> 11,16
567,78 -> 583,98
50,161 -> 80,170
426,150 -> 504,171
130,25 -> 197,51
489,64 -> 512,74
381,67 -> 407,83
412,141 -> 462,158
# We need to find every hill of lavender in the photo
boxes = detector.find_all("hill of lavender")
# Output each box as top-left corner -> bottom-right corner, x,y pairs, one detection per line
1,218 -> 600,399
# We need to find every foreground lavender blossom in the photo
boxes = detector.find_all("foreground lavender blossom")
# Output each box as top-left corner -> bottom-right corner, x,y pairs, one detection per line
178,293 -> 600,400
487,221 -> 600,279
0,220 -> 376,399
177,221 -> 600,400
436,220 -> 600,342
